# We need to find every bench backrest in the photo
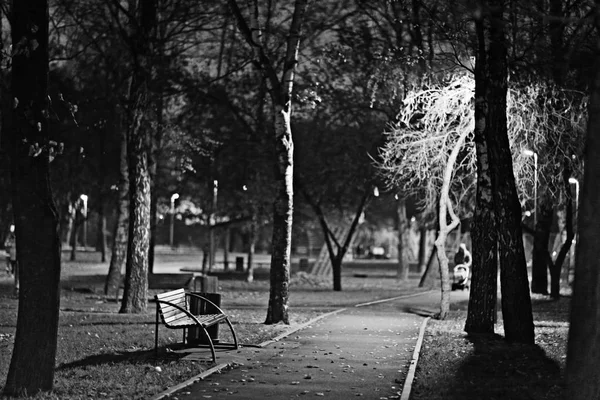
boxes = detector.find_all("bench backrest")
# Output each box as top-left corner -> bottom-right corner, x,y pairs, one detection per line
155,288 -> 188,325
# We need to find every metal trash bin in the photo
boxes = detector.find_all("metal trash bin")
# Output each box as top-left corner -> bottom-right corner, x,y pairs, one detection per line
187,292 -> 221,345
235,257 -> 244,272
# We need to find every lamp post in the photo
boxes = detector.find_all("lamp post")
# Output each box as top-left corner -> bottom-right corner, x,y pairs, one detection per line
523,149 -> 538,227
568,177 -> 579,283
170,193 -> 179,248
210,180 -> 218,269
569,177 -> 579,212
80,194 -> 88,250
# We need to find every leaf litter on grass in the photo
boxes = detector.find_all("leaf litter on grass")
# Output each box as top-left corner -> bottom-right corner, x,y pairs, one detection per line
411,296 -> 570,400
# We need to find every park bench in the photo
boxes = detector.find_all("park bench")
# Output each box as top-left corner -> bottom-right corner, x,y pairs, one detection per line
154,288 -> 238,362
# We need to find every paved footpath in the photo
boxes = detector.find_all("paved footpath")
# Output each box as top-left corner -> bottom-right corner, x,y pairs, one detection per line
160,291 -> 469,400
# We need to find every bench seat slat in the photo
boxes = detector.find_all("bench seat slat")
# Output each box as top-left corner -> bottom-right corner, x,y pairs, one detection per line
164,314 -> 227,328
163,314 -> 190,324
162,306 -> 188,318
163,314 -> 227,328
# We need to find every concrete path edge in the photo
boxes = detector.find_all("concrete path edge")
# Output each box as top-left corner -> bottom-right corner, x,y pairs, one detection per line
257,308 -> 347,347
354,290 -> 436,308
400,316 -> 430,400
149,362 -> 234,400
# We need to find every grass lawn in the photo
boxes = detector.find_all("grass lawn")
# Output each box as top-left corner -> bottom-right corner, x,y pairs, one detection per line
411,292 -> 570,400
0,254 -> 427,399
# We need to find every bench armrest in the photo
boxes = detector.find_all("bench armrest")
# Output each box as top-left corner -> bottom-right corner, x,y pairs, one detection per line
155,299 -> 202,326
186,292 -> 227,315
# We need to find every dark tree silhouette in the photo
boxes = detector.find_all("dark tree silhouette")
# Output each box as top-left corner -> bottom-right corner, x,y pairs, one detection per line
4,0 -> 63,395
105,112 -> 128,297
565,2 -> 600,396
484,0 -> 534,344
120,0 -> 157,313
465,12 -> 498,335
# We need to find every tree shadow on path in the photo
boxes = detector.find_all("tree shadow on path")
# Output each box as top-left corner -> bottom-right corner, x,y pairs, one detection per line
55,345 -> 195,371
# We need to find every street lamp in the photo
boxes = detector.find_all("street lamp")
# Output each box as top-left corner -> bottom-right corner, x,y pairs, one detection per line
170,193 -> 179,248
569,177 -> 579,209
523,149 -> 538,227
80,194 -> 88,250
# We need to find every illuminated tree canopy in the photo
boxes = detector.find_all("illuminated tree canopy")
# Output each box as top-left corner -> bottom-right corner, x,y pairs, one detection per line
377,73 -> 586,217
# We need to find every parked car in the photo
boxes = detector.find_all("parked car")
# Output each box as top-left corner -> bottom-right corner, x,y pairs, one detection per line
367,246 -> 389,259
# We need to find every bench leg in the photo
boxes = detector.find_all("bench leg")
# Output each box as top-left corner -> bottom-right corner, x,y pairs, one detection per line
225,318 -> 239,349
197,325 -> 217,363
155,305 -> 160,359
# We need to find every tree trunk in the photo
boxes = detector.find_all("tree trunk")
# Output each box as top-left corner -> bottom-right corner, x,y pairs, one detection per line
64,202 -> 74,247
419,243 -> 439,288
69,206 -> 78,261
434,234 -> 452,319
228,0 -> 308,324
148,86 -> 163,276
208,178 -> 217,272
396,200 -> 410,281
549,165 -> 575,299
432,130 -> 468,319
4,0 -> 62,395
465,16 -> 498,335
96,103 -> 108,263
411,0 -> 427,74
332,256 -> 342,290
119,0 -> 156,314
105,120 -> 128,297
96,201 -> 107,263
224,227 -> 230,270
565,11 -> 600,396
265,107 -> 293,324
417,227 -> 428,274
246,216 -> 256,283
148,192 -> 157,274
531,192 -> 553,294
485,0 -> 534,344
202,243 -> 209,273
432,99 -> 469,318
121,125 -> 151,313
